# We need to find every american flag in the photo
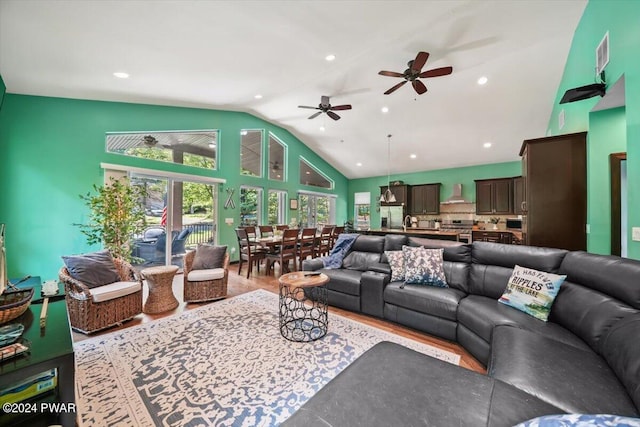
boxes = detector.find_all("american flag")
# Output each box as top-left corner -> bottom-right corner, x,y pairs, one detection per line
160,206 -> 167,226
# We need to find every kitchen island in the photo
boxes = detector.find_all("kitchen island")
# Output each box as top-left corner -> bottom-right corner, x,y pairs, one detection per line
362,228 -> 461,241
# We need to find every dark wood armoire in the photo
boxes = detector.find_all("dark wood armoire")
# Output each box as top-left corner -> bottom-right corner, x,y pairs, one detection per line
520,132 -> 587,251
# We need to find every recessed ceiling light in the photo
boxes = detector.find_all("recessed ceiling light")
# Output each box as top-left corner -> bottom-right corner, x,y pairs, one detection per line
483,142 -> 492,148
113,72 -> 129,79
208,143 -> 216,148
254,94 -> 263,99
306,171 -> 311,175
410,154 -> 417,159
356,162 -> 362,167
381,106 -> 389,113
325,54 -> 336,61
477,76 -> 488,85
319,126 -> 325,132
240,130 -> 248,136
277,174 -> 281,178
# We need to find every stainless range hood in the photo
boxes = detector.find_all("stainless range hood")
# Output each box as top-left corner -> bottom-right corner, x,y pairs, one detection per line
442,183 -> 472,204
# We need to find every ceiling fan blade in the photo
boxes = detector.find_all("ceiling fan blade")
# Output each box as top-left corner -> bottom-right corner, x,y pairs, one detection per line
419,66 -> 453,78
330,104 -> 352,111
411,51 -> 429,73
384,80 -> 407,95
308,111 -> 323,119
298,105 -> 319,110
378,70 -> 405,78
412,80 -> 428,95
326,111 -> 341,121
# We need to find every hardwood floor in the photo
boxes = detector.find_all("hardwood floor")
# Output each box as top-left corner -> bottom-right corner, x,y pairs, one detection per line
73,263 -> 486,374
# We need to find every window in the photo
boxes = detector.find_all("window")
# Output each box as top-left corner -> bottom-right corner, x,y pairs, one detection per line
241,130 -> 263,177
268,133 -> 286,182
299,157 -> 333,189
240,186 -> 262,226
106,131 -> 218,170
298,192 -> 336,229
354,192 -> 371,230
267,190 -> 287,225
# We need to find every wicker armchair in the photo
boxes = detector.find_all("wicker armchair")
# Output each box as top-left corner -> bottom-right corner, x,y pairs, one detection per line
59,257 -> 143,334
183,250 -> 229,303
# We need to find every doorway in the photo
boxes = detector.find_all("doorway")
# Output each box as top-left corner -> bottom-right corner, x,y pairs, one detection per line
610,153 -> 627,257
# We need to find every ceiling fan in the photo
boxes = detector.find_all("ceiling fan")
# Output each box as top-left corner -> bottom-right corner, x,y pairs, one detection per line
379,51 -> 453,95
298,95 -> 352,120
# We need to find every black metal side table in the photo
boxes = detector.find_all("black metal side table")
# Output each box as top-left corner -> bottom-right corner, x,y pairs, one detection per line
278,272 -> 329,342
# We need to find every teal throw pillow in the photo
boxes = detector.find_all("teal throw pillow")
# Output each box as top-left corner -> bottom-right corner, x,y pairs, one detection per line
498,265 -> 566,322
384,250 -> 405,282
402,246 -> 448,287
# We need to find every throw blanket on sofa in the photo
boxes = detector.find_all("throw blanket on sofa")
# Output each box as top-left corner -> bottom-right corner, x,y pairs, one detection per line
322,233 -> 359,269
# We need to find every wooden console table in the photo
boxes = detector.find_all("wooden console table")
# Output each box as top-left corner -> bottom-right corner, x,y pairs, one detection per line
0,277 -> 75,426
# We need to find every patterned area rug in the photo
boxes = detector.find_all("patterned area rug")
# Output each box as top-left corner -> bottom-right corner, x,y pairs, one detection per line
75,289 -> 460,426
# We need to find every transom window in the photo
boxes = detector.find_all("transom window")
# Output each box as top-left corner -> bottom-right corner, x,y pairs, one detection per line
106,130 -> 218,170
268,133 -> 286,182
299,157 -> 333,189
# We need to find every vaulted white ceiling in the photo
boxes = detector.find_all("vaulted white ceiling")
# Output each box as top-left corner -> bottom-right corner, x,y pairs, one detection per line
0,0 -> 587,179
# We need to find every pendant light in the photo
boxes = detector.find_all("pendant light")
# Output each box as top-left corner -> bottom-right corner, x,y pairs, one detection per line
379,134 -> 396,203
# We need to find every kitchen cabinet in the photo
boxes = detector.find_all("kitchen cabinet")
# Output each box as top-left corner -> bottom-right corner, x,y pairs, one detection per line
380,185 -> 409,206
520,132 -> 586,251
513,176 -> 525,215
475,178 -> 513,215
472,230 -> 515,244
410,184 -> 440,215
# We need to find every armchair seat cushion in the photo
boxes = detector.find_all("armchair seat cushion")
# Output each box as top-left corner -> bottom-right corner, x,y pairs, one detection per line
187,268 -> 225,282
91,280 -> 142,303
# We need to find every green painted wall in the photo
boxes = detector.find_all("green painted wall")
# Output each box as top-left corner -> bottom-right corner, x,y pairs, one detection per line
587,107 -> 626,254
548,0 -> 640,259
0,94 -> 348,280
348,161 -> 521,228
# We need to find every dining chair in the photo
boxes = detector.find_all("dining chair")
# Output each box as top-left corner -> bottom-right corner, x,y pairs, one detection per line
330,226 -> 345,251
265,228 -> 298,276
275,224 -> 289,231
242,225 -> 258,240
317,225 -> 333,257
259,225 -> 274,238
235,228 -> 267,278
298,227 -> 317,270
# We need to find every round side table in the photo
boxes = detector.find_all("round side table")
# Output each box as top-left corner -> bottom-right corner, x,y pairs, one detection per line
278,272 -> 329,342
141,265 -> 179,314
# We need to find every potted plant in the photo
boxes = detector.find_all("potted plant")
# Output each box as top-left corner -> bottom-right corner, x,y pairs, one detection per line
489,217 -> 501,230
76,177 -> 147,262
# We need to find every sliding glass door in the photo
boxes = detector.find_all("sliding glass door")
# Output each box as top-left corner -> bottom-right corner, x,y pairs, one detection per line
130,175 -> 216,269
298,192 -> 335,229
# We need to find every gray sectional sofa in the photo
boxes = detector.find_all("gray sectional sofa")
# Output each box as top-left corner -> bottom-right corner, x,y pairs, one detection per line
284,235 -> 640,426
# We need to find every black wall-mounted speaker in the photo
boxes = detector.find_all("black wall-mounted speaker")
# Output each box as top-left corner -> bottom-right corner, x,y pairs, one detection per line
560,83 -> 606,104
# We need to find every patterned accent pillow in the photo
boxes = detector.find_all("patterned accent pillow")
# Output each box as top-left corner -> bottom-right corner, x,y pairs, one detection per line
402,246 -> 448,287
498,265 -> 566,322
384,250 -> 405,282
514,414 -> 640,427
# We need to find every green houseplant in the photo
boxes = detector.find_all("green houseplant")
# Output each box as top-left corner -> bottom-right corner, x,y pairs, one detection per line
77,177 -> 147,262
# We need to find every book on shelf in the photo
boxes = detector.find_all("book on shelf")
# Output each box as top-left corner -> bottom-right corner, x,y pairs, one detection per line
0,368 -> 58,404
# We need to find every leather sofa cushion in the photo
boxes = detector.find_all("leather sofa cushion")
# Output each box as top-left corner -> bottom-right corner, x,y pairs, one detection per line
489,326 -> 638,415
342,251 -> 381,272
409,237 -> 471,263
599,313 -> 640,410
469,264 -> 513,299
550,281 -> 636,353
443,261 -> 470,293
472,242 -> 568,272
384,282 -> 465,321
458,295 -> 589,350
350,235 -> 385,253
282,341 -> 563,427
560,251 -> 640,309
319,268 -> 361,296
381,234 -> 408,263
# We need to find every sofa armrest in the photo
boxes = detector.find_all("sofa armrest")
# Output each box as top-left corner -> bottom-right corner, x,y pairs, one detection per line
302,258 -> 324,271
360,271 -> 389,318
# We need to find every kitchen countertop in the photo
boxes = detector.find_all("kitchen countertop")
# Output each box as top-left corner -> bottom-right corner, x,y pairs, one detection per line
365,228 -> 461,237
